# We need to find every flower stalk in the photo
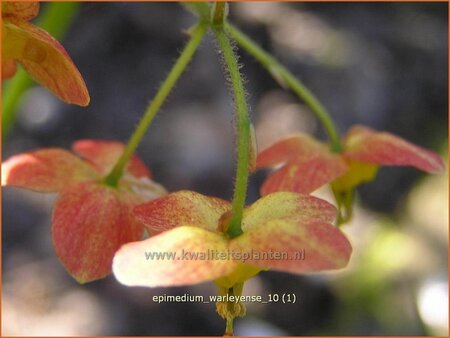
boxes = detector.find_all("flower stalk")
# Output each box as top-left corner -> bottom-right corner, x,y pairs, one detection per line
213,27 -> 250,239
225,23 -> 342,152
212,2 -> 227,26
103,22 -> 208,186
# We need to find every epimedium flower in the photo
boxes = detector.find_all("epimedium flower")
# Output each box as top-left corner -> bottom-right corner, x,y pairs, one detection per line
256,125 -> 445,222
2,140 -> 166,283
2,1 -> 90,106
112,190 -> 352,289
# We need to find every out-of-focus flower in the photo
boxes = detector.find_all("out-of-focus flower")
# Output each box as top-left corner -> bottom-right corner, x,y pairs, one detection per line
113,190 -> 352,288
2,140 -> 166,283
2,1 -> 90,106
256,125 -> 445,222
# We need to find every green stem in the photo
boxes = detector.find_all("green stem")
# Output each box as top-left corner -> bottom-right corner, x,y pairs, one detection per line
212,2 -> 227,26
182,2 -> 210,21
2,2 -> 81,138
225,317 -> 234,336
226,23 -> 342,152
214,28 -> 250,238
103,22 -> 208,186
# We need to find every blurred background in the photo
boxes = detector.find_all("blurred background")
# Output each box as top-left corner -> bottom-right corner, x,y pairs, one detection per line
2,2 -> 448,336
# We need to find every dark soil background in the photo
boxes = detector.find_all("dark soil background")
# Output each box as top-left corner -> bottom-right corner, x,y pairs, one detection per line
2,2 -> 448,336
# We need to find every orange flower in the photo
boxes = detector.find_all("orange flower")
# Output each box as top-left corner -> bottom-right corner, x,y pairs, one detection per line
2,1 -> 90,106
2,140 -> 166,283
256,125 -> 444,222
113,190 -> 351,288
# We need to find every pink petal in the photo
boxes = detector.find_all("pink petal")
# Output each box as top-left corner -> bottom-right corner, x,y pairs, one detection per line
256,134 -> 328,168
133,190 -> 231,232
113,226 -> 236,287
260,156 -> 347,195
344,125 -> 444,173
243,192 -> 337,232
52,182 -> 144,283
3,21 -> 90,106
2,2 -> 39,21
2,148 -> 97,192
231,218 -> 352,273
72,140 -> 151,178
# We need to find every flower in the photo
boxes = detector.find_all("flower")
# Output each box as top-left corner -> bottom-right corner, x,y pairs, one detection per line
112,190 -> 352,289
256,125 -> 445,222
2,1 -> 90,106
2,140 -> 166,283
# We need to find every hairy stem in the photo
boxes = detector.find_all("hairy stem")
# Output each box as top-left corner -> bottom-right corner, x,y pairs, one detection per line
103,22 -> 208,186
212,2 -> 227,26
214,28 -> 250,238
226,23 -> 342,152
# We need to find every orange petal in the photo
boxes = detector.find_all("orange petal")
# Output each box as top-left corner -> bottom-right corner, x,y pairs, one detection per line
243,192 -> 337,232
2,59 -> 17,79
113,226 -> 236,287
72,140 -> 151,178
260,156 -> 347,195
3,21 -> 90,106
2,148 -> 97,192
231,218 -> 352,273
52,182 -> 144,283
256,134 -> 328,168
133,191 -> 231,232
344,125 -> 445,173
2,2 -> 39,21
